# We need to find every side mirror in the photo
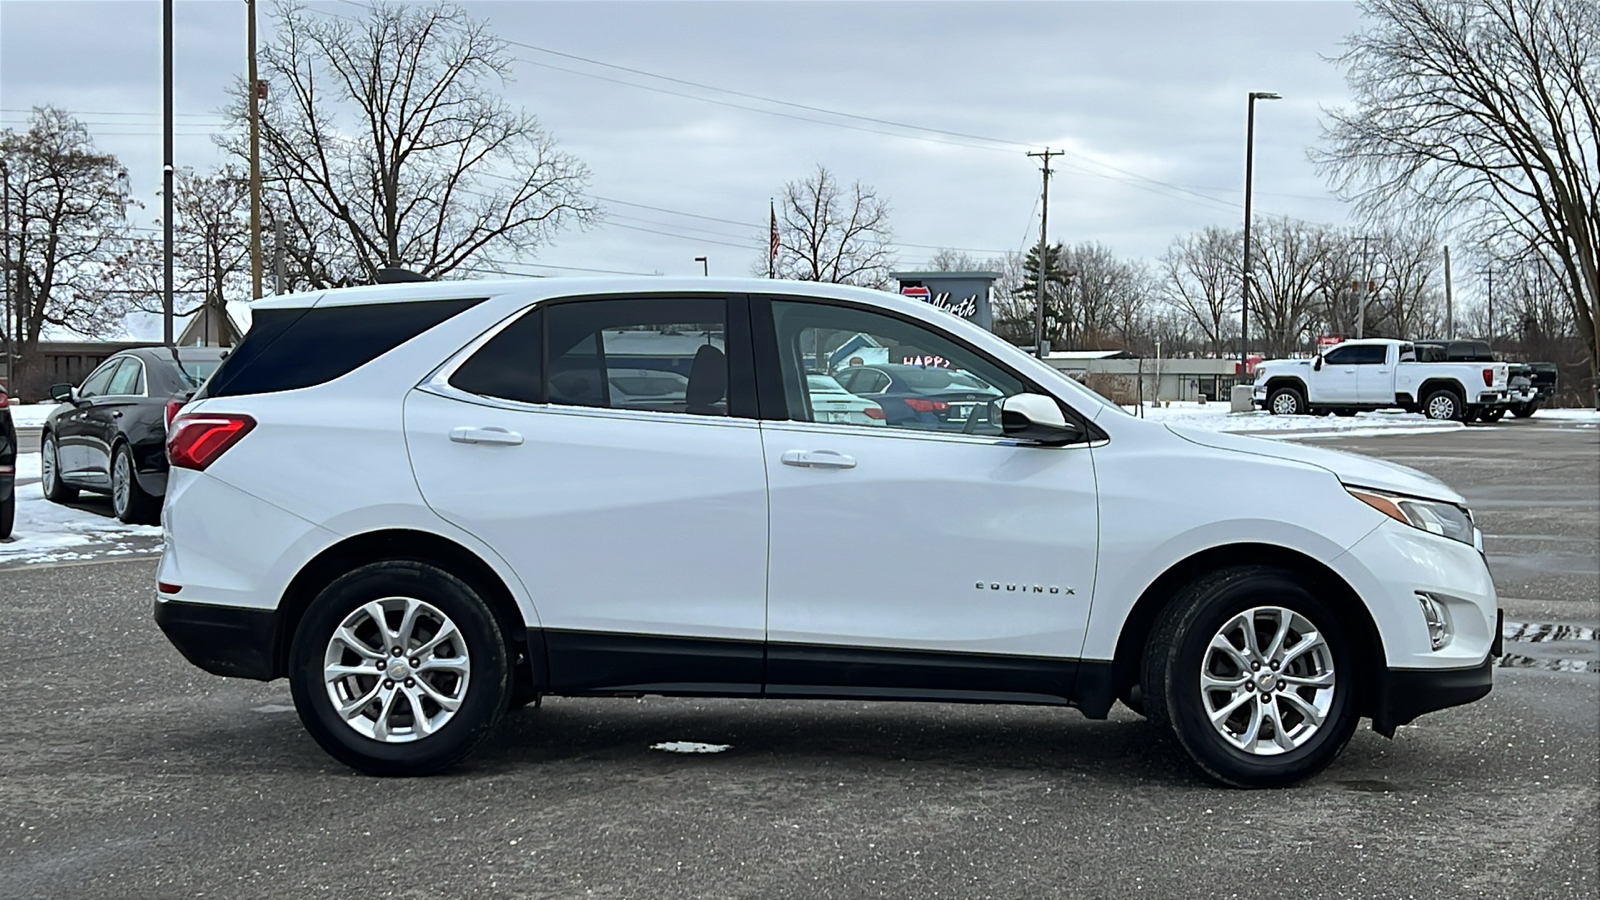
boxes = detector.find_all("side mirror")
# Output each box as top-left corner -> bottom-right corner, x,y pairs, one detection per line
49,383 -> 76,404
1313,356 -> 1324,371
1000,393 -> 1085,445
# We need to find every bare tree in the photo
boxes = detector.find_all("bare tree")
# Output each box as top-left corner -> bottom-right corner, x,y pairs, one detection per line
1316,0 -> 1600,376
1,107 -> 135,395
773,165 -> 895,287
1160,226 -> 1241,355
1249,217 -> 1332,358
224,1 -> 597,286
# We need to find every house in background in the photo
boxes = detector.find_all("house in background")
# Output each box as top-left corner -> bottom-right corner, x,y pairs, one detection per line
175,300 -> 253,348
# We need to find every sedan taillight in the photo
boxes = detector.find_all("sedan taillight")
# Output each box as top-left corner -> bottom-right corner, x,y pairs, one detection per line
167,413 -> 256,471
904,398 -> 949,413
165,400 -> 186,431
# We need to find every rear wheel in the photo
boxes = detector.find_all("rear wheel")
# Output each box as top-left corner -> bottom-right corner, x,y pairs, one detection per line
1268,386 -> 1307,416
111,443 -> 160,524
289,561 -> 511,776
1510,401 -> 1539,418
1142,567 -> 1360,788
1332,408 -> 1357,418
40,434 -> 78,503
0,490 -> 13,540
1423,389 -> 1465,421
1479,407 -> 1507,423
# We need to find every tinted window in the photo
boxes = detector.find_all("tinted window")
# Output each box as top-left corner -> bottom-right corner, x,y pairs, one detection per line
771,301 -> 1025,435
199,298 -> 485,399
450,308 -> 543,404
545,298 -> 728,416
77,361 -> 119,398
106,358 -> 143,396
1324,345 -> 1387,365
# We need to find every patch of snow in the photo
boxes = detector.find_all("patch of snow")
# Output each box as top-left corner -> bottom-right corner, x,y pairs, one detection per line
650,741 -> 731,754
1535,408 -> 1600,421
0,481 -> 161,566
6,403 -> 61,429
1121,402 -> 1464,439
15,453 -> 40,481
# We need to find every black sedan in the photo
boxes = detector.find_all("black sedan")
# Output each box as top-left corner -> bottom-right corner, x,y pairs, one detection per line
41,347 -> 226,524
1,382 -> 15,539
832,362 -> 1004,430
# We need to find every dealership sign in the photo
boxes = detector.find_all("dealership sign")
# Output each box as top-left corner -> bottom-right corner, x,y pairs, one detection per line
892,271 -> 998,331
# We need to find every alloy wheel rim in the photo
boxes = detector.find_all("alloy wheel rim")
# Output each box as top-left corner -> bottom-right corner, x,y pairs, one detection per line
1272,393 -> 1298,415
1428,395 -> 1455,419
112,452 -> 131,515
323,596 -> 471,743
1200,606 -> 1335,756
42,438 -> 56,489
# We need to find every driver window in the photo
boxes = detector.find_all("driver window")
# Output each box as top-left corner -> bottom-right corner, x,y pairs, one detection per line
77,361 -> 120,399
770,300 -> 1026,436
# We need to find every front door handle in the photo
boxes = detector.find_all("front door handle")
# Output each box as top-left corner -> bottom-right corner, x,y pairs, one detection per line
449,426 -> 523,446
781,449 -> 856,469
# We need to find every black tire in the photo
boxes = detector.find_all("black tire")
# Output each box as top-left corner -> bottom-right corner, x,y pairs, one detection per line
289,561 -> 511,776
1510,401 -> 1539,419
111,443 -> 160,525
1479,407 -> 1507,423
1267,386 -> 1307,416
1422,389 -> 1465,422
0,490 -> 13,540
1141,566 -> 1361,788
1332,408 -> 1357,418
40,433 -> 78,503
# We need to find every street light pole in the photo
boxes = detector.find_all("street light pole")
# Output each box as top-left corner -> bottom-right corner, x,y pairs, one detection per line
1240,91 -> 1279,372
163,0 -> 175,346
247,0 -> 263,301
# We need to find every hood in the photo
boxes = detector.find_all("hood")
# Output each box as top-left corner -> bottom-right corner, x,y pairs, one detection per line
1165,425 -> 1466,505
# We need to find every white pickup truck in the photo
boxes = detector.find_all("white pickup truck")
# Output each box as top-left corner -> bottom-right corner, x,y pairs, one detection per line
1252,338 -> 1509,421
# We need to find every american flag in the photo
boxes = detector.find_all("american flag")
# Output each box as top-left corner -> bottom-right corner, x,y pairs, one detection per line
769,201 -> 779,264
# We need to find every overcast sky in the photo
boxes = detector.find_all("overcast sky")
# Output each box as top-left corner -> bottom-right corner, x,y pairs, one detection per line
3,0 -> 1369,286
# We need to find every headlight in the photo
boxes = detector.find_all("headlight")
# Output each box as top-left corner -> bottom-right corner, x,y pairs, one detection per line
1348,487 -> 1476,545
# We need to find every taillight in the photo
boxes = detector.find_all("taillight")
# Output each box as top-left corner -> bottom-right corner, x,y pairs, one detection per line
164,400 -> 186,431
166,413 -> 256,471
1482,368 -> 1494,387
904,398 -> 949,413
863,407 -> 885,420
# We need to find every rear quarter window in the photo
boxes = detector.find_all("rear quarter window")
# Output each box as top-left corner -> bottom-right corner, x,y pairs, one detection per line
197,298 -> 485,399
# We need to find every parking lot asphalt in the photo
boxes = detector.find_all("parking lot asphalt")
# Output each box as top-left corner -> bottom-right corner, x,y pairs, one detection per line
1,422 -> 1595,899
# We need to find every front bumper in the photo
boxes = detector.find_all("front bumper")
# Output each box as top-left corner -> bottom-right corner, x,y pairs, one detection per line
1372,651 -> 1495,737
154,596 -> 282,681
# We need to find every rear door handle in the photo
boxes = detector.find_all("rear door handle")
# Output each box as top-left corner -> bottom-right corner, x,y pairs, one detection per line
781,449 -> 856,469
449,426 -> 523,446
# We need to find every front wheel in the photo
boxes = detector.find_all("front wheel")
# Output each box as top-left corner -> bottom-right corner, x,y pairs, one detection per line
1268,386 -> 1307,416
41,434 -> 78,503
0,490 -> 13,540
1142,567 -> 1360,788
289,561 -> 511,776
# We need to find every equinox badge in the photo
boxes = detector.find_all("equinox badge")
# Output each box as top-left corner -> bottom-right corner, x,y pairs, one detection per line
977,582 -> 1074,595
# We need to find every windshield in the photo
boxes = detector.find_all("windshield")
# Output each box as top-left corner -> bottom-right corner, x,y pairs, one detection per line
174,359 -> 223,388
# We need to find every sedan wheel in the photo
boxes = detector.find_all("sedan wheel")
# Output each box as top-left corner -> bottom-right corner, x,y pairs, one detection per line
111,444 -> 159,524
41,435 -> 78,503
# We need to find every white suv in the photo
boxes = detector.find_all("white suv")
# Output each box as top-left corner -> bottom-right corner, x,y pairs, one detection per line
155,278 -> 1501,786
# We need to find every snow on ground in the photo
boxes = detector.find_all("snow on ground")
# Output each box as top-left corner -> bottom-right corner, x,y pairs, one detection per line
0,480 -> 162,567
6,402 -> 61,429
650,742 -> 732,754
1120,401 -> 1467,439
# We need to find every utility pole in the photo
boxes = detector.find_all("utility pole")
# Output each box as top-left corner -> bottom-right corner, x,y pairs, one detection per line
1027,147 -> 1063,358
1443,245 -> 1454,338
1484,266 -> 1496,350
1355,234 -> 1375,339
273,217 -> 285,295
1,158 -> 11,391
247,0 -> 263,301
163,0 -> 175,346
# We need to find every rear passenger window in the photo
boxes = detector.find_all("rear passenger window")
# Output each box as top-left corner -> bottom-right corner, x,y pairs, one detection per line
198,298 -> 485,399
449,297 -> 730,416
